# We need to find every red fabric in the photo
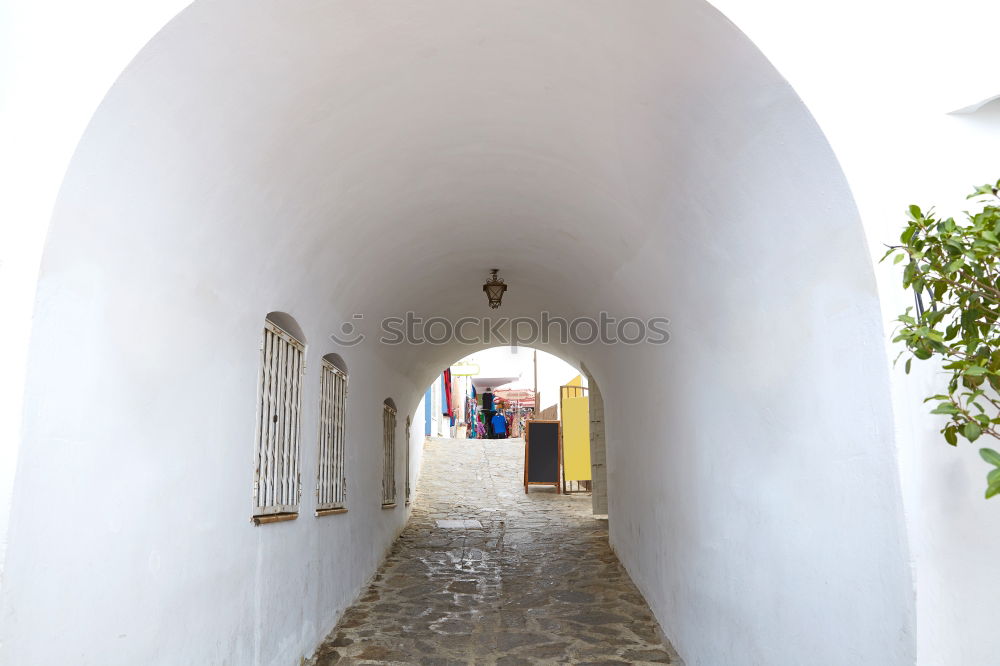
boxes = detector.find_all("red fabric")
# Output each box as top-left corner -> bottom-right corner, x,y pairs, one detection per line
443,369 -> 453,416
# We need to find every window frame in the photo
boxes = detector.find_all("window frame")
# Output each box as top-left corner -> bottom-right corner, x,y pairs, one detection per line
382,402 -> 397,508
252,319 -> 305,522
404,415 -> 411,506
316,358 -> 348,515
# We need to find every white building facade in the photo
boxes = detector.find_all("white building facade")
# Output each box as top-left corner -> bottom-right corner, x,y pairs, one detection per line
1,2 -> 998,664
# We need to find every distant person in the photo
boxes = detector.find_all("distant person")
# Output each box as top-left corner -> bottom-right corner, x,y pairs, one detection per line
491,411 -> 507,439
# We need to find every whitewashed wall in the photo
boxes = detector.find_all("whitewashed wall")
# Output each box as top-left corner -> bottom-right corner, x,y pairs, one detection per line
1,191 -> 420,664
430,377 -> 446,438
0,0 -> 196,600
709,3 -> 1000,662
2,0 -> 997,665
410,396 -> 427,501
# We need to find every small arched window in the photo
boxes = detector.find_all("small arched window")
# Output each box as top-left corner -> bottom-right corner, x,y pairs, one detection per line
382,398 -> 397,507
316,354 -> 348,515
252,313 -> 306,523
405,415 -> 412,506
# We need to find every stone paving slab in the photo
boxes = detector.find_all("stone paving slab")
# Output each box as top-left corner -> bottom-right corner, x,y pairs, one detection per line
309,437 -> 682,665
435,520 -> 484,529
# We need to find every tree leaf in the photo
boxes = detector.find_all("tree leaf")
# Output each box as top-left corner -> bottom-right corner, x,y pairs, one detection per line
980,448 -> 1000,467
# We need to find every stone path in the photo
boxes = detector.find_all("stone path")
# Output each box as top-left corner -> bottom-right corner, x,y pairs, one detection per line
310,437 -> 681,665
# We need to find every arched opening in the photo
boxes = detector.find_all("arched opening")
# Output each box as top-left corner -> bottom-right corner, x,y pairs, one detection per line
321,343 -> 659,663
322,352 -> 348,375
0,2 -> 914,664
265,311 -> 307,345
316,352 -> 349,516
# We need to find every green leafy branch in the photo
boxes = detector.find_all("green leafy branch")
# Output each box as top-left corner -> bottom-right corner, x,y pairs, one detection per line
982,448 -> 1000,499
882,180 -> 1000,498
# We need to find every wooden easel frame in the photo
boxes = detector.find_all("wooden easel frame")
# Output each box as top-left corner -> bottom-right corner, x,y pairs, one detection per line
524,419 -> 561,493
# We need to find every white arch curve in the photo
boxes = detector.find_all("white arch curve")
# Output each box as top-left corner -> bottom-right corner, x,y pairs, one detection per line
321,352 -> 349,375
266,311 -> 307,345
404,342 -> 588,426
1,2 -> 927,665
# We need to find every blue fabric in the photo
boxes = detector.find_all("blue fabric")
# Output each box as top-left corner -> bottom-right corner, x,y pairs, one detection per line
424,388 -> 432,436
491,412 -> 507,434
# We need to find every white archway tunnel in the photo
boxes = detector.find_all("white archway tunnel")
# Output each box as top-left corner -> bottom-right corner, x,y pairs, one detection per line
1,1 -> 916,664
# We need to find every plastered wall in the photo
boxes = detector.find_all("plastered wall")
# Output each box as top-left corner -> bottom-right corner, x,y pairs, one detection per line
13,0 -> 1000,664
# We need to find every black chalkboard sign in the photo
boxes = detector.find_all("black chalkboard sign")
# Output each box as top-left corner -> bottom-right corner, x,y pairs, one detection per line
524,420 -> 561,493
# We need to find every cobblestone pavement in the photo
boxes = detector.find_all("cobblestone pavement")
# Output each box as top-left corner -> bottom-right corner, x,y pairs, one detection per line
310,437 -> 682,665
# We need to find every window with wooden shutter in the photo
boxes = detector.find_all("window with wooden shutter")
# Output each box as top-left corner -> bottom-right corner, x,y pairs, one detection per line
252,317 -> 305,522
404,416 -> 411,505
382,401 -> 397,507
316,356 -> 348,515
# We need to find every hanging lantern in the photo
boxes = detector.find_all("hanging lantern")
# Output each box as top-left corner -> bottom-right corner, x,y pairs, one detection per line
482,269 -> 507,309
